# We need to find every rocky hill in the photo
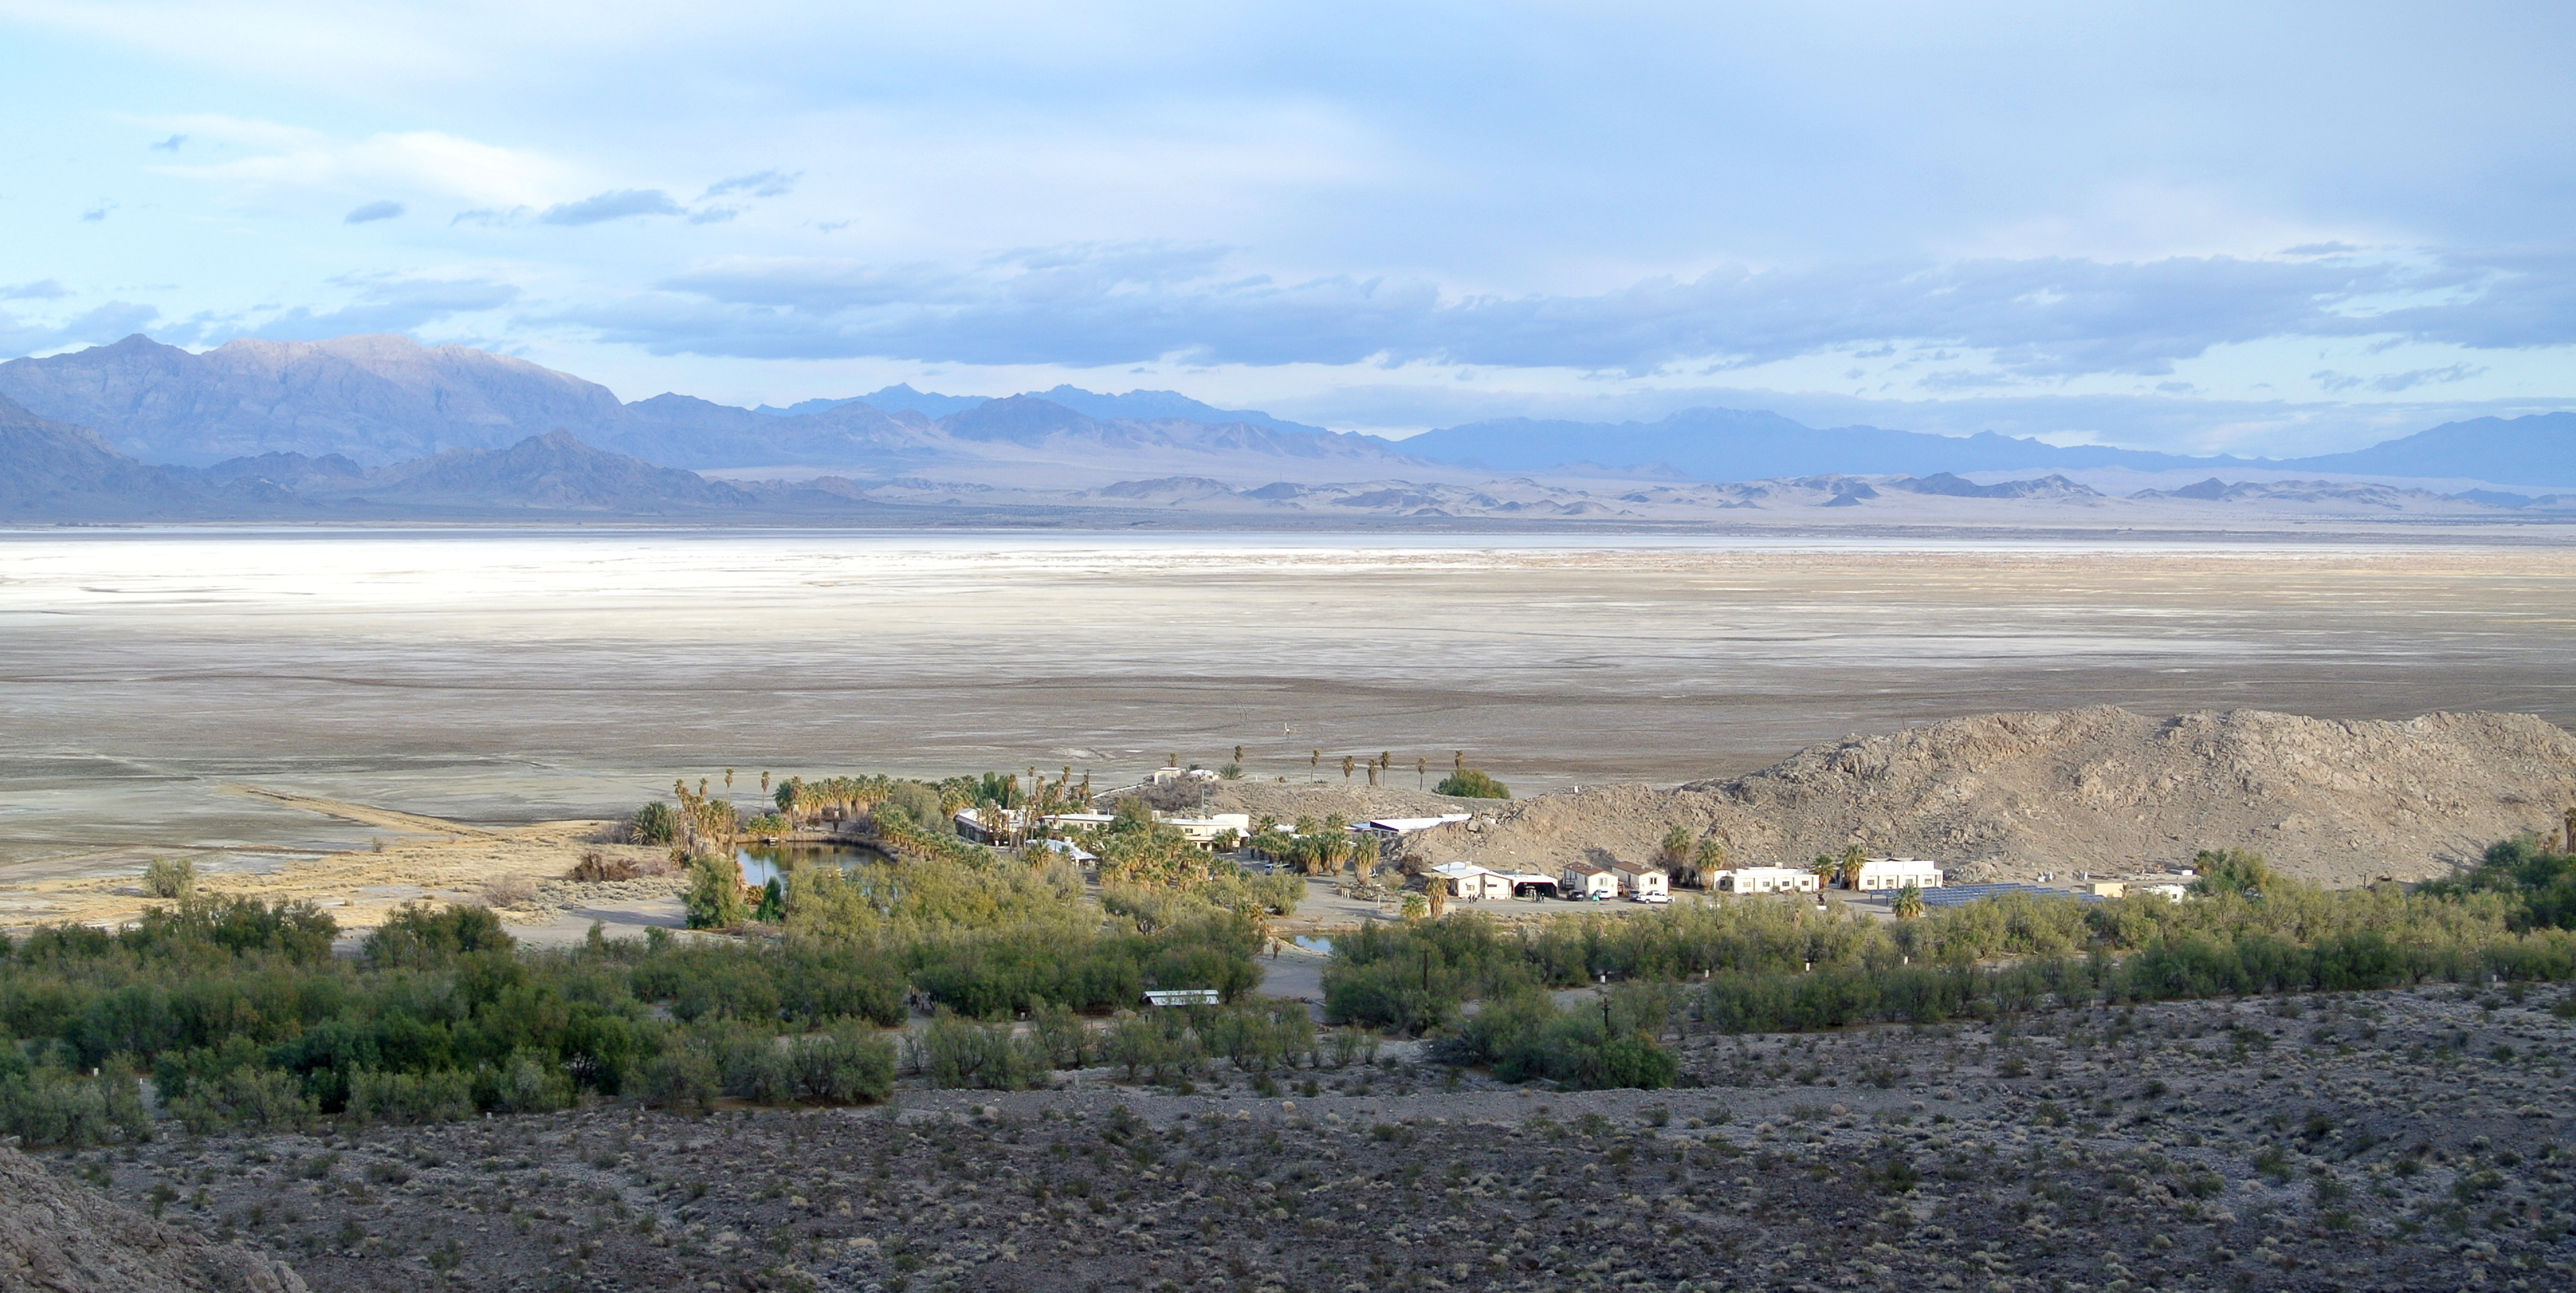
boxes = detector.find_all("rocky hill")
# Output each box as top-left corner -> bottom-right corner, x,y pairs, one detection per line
0,334 -> 627,465
0,392 -> 209,519
352,429 -> 750,511
1392,708 -> 2576,887
0,1142 -> 306,1291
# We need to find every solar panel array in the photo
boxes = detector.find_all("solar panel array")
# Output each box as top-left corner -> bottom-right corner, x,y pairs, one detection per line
1915,882 -> 2100,907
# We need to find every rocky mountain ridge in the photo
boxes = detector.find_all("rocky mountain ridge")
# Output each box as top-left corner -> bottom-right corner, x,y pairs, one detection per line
6,331 -> 2571,489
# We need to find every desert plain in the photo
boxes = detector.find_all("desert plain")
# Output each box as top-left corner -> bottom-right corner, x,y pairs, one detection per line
7,525 -> 2576,1293
6,528 -> 2575,910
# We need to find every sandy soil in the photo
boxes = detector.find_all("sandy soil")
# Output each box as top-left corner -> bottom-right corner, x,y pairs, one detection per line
32,982 -> 2574,1291
0,785 -> 671,935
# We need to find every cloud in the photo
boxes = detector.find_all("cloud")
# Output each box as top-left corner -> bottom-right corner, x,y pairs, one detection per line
1,280 -> 68,301
450,206 -> 531,227
550,243 -> 2434,376
343,199 -> 405,223
148,120 -> 559,209
2369,363 -> 2486,392
148,134 -> 185,152
80,204 -> 111,222
246,274 -> 519,340
0,301 -> 161,358
686,206 -> 739,225
699,169 -> 799,199
539,188 -> 682,225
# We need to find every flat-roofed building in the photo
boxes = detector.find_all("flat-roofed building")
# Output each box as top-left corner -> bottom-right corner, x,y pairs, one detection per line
1854,858 -> 1943,891
1715,866 -> 1819,895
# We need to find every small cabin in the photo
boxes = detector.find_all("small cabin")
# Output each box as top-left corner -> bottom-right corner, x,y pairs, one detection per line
1561,861 -> 1619,899
1611,862 -> 1670,897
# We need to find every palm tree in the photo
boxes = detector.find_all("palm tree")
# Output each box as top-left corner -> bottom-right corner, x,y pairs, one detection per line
759,771 -> 770,795
1691,836 -> 1727,889
724,768 -> 735,792
1834,842 -> 1868,889
1890,883 -> 1925,919
1350,834 -> 1381,880
1311,749 -> 1322,780
1342,755 -> 1355,781
1416,756 -> 1428,789
1807,854 -> 1839,892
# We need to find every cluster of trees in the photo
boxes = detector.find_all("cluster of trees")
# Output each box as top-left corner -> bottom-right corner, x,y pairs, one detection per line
1240,812 -> 1384,879
1324,847 -> 2576,1048
0,879 -> 1269,1145
1656,827 -> 1728,887
2418,836 -> 2576,930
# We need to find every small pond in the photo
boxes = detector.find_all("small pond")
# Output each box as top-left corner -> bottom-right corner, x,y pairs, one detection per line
735,843 -> 891,889
1292,936 -> 1335,954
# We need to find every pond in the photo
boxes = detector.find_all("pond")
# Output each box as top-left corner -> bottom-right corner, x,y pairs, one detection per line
735,843 -> 891,889
1292,936 -> 1335,954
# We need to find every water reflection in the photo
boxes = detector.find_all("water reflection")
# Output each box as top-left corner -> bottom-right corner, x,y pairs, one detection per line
735,843 -> 890,889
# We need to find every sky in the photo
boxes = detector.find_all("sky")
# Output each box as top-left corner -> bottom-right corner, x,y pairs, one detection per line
1,1 -> 2571,453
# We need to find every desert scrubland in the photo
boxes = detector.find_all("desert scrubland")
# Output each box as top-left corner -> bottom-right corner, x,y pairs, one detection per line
7,528 -> 2576,1292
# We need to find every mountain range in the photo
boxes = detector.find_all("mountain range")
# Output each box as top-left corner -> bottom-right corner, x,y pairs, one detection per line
1,333 -> 2571,504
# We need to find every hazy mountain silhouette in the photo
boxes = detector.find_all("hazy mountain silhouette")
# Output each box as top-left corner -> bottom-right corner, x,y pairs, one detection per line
5,332 -> 2568,488
2279,412 -> 2576,487
0,391 -> 208,517
1395,408 -> 2250,480
0,334 -> 625,465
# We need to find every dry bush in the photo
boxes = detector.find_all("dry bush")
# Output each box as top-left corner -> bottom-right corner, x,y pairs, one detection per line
570,851 -> 644,882
480,874 -> 539,908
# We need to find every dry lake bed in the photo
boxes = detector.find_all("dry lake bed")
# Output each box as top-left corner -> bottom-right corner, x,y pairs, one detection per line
5,527 -> 2575,897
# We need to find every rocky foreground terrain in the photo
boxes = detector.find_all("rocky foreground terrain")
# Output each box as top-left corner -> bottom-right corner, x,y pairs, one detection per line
22,984 -> 2573,1292
1231,708 -> 2576,887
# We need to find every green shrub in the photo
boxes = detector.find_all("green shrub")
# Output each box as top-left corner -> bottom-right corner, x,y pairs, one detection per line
362,901 -> 513,968
788,1025 -> 896,1104
1434,769 -> 1511,799
492,1049 -> 576,1114
639,1044 -> 719,1112
168,1066 -> 315,1134
345,1068 -> 472,1124
631,802 -> 677,845
0,1064 -> 154,1145
1099,1011 -> 1203,1084
1029,999 -> 1089,1068
683,856 -> 748,930
1443,992 -> 1678,1090
124,895 -> 338,963
142,857 -> 196,900
912,1011 -> 1042,1090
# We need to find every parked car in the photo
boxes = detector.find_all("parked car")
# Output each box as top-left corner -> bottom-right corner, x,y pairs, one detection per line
1627,891 -> 1672,904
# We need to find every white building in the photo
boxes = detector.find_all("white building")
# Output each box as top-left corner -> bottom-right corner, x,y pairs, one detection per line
1715,866 -> 1820,895
1561,860 -> 1620,899
1428,861 -> 1514,901
1611,861 -> 1670,898
1853,858 -> 1943,891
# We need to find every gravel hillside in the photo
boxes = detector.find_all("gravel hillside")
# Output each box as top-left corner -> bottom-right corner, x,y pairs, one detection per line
0,1143 -> 307,1292
1387,708 -> 2576,887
